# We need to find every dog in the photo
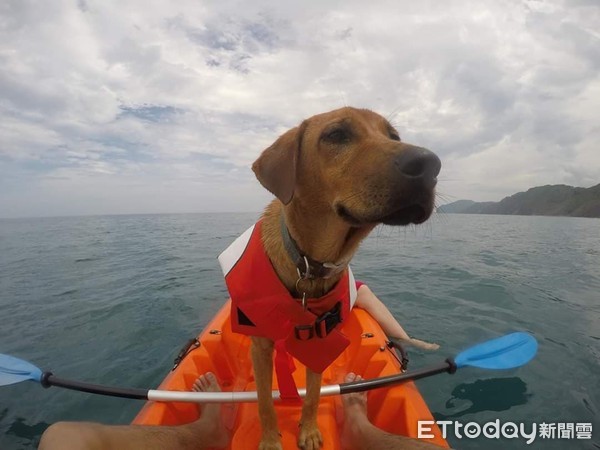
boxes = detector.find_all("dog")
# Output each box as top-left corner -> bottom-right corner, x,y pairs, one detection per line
241,106 -> 440,450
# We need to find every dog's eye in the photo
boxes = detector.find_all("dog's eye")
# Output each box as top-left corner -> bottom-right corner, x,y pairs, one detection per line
322,127 -> 351,144
389,131 -> 401,141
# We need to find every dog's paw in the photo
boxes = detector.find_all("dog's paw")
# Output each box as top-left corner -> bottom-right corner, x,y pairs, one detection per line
258,436 -> 283,450
298,423 -> 323,450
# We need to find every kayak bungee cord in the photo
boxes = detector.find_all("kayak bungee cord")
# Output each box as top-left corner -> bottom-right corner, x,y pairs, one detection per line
0,332 -> 537,403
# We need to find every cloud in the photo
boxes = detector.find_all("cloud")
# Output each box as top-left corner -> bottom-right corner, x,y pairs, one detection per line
0,0 -> 598,217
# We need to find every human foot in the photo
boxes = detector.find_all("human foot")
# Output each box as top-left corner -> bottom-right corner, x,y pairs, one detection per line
409,338 -> 440,351
341,373 -> 370,424
190,372 -> 230,448
339,372 -> 372,449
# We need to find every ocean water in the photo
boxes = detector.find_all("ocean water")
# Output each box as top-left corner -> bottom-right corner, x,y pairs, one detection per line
0,212 -> 598,450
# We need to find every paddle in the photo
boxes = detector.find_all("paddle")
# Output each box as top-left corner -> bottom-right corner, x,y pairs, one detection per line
0,332 -> 537,403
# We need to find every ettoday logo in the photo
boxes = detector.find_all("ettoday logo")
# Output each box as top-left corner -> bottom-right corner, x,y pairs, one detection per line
418,420 -> 593,444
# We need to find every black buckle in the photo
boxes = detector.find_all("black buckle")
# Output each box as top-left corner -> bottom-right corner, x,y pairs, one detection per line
294,302 -> 343,341
315,302 -> 342,338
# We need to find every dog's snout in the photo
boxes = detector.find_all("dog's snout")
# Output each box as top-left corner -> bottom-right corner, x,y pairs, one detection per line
394,146 -> 441,184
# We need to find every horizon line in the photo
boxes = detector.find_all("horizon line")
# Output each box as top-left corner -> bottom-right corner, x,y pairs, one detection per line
0,210 -> 265,221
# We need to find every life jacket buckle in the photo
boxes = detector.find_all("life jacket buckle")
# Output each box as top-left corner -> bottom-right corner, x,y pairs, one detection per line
294,302 -> 343,341
314,302 -> 342,338
294,324 -> 314,340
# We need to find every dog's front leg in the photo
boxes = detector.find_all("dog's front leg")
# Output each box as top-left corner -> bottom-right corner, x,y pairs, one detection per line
251,337 -> 282,450
298,368 -> 323,449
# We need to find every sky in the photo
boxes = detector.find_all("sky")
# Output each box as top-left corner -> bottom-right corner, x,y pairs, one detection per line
0,0 -> 598,218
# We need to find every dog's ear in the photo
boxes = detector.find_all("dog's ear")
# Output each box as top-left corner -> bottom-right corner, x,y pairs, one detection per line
252,122 -> 306,205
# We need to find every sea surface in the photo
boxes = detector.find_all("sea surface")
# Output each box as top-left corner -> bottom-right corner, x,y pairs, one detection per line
0,213 -> 598,450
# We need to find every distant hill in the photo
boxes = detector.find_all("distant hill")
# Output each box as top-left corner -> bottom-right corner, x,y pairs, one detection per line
439,184 -> 600,218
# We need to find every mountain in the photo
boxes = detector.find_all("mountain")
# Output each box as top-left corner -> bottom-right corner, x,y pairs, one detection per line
438,184 -> 600,218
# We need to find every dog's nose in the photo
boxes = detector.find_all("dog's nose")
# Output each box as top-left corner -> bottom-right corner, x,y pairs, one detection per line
394,145 -> 441,185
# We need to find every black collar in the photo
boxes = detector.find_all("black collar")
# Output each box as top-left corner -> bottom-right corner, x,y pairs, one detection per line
280,215 -> 347,280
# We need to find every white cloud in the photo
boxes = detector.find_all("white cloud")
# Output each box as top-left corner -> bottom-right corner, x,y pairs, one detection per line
0,0 -> 598,217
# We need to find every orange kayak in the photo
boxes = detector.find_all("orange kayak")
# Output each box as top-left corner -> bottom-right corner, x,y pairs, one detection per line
132,300 -> 449,449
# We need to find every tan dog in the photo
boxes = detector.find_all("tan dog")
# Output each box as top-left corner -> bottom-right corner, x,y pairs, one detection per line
250,107 -> 441,450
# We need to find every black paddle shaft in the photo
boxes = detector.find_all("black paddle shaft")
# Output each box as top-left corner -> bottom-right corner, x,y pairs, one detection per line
41,372 -> 148,400
37,359 -> 457,401
339,358 -> 457,394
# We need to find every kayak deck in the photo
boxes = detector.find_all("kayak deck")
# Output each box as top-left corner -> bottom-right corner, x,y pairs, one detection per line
133,300 -> 448,449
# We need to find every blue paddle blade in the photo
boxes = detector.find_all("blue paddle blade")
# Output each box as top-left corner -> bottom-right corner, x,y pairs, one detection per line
454,332 -> 538,370
0,353 -> 43,386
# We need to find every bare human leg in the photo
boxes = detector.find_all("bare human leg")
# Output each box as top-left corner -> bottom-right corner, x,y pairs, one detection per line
39,372 -> 229,450
340,373 -> 450,450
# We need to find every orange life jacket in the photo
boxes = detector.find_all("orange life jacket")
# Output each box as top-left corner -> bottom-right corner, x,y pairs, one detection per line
218,221 -> 357,401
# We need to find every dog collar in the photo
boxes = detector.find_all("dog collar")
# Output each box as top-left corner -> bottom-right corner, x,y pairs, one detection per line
280,215 -> 347,280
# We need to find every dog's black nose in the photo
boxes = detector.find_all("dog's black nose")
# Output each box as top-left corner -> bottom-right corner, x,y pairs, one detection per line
394,145 -> 441,186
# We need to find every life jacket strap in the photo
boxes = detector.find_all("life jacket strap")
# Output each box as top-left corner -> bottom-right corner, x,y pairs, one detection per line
274,340 -> 301,403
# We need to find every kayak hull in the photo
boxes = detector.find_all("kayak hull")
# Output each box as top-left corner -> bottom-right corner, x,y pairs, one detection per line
133,300 -> 448,449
